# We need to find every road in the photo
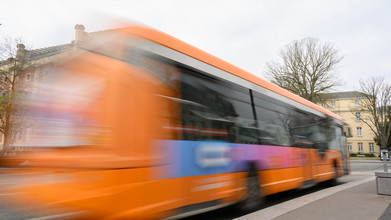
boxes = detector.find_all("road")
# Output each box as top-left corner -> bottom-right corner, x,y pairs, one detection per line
350,159 -> 386,172
183,159 -> 387,220
0,159 -> 387,219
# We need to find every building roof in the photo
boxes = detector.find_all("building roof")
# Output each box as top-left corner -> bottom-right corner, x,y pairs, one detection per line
322,91 -> 366,100
28,43 -> 73,60
0,24 -> 113,65
0,43 -> 73,66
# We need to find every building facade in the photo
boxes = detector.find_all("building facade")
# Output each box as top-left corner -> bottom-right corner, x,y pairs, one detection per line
321,91 -> 380,156
0,24 -> 95,151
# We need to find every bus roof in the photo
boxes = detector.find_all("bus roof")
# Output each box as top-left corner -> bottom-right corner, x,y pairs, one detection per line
118,26 -> 344,122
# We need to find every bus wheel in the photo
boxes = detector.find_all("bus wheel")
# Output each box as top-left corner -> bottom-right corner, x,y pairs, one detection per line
327,166 -> 339,186
238,168 -> 263,212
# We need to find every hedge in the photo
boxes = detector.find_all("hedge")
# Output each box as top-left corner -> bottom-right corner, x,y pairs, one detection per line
350,153 -> 375,157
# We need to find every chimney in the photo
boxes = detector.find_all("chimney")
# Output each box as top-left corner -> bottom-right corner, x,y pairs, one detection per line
74,24 -> 86,47
16,44 -> 27,60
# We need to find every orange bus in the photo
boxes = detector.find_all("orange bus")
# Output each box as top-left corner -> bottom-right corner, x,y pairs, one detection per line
5,25 -> 349,219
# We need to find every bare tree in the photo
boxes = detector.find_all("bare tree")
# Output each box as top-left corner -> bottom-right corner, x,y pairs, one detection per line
0,37 -> 34,154
265,38 -> 343,103
357,77 -> 391,153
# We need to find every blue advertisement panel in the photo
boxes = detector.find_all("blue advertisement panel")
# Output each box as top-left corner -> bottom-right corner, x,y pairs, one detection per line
154,140 -> 240,179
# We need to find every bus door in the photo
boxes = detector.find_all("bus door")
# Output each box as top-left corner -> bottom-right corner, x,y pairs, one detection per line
301,147 -> 314,184
293,138 -> 314,184
311,131 -> 331,182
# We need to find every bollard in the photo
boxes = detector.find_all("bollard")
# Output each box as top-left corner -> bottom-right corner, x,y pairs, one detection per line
382,150 -> 388,172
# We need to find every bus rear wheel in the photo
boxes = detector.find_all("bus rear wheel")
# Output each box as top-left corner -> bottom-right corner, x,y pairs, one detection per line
237,168 -> 263,212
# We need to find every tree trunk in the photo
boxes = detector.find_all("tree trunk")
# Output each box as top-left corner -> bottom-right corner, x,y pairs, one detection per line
2,109 -> 12,155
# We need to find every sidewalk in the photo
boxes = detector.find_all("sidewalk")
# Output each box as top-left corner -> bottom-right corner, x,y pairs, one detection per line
238,177 -> 391,220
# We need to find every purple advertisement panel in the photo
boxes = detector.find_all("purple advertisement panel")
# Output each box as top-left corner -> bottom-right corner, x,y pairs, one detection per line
152,140 -> 304,180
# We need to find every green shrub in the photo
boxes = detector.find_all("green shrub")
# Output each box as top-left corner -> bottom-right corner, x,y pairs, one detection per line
349,153 -> 375,157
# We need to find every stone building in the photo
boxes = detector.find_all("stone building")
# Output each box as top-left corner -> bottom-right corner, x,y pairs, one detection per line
321,91 -> 380,156
0,24 -> 94,150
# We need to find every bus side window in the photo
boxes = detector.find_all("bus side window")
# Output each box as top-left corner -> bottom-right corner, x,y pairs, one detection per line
179,65 -> 254,143
252,91 -> 292,146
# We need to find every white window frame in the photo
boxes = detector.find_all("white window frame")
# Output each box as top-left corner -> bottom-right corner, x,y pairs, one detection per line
369,143 -> 374,152
347,142 -> 352,151
356,112 -> 361,121
355,100 -> 360,106
331,101 -> 336,107
357,127 -> 362,136
358,142 -> 363,152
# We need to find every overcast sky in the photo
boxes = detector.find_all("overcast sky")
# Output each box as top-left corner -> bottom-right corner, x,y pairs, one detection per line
1,0 -> 390,92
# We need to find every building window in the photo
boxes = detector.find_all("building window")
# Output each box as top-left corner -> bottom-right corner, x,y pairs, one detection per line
357,127 -> 362,136
17,130 -> 23,141
369,143 -> 374,152
358,143 -> 363,152
356,112 -> 361,121
331,101 -> 336,107
321,102 -> 326,108
347,127 -> 352,137
348,143 -> 352,151
355,100 -> 360,106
